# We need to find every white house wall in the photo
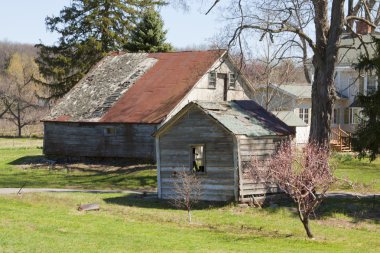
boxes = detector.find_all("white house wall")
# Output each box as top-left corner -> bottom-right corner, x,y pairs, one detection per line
295,126 -> 310,144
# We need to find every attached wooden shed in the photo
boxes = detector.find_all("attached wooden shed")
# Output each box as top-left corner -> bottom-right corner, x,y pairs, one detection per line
154,100 -> 294,202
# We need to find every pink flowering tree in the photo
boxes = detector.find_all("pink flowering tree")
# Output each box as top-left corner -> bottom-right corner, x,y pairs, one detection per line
247,141 -> 335,238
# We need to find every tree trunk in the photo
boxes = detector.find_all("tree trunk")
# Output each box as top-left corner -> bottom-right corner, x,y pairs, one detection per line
309,0 -> 345,144
301,217 -> 314,239
309,64 -> 335,144
187,209 -> 192,223
17,104 -> 22,137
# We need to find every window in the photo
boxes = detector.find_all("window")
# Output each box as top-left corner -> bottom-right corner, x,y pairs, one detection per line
333,108 -> 340,124
344,108 -> 361,124
299,108 -> 309,124
208,71 -> 216,89
104,127 -> 116,136
228,72 -> 236,89
190,145 -> 205,173
367,75 -> 377,95
349,108 -> 361,124
347,77 -> 357,97
359,76 -> 365,94
344,108 -> 349,124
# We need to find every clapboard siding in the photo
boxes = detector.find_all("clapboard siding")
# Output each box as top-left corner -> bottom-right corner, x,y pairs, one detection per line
44,122 -> 157,160
237,135 -> 287,197
159,108 -> 235,202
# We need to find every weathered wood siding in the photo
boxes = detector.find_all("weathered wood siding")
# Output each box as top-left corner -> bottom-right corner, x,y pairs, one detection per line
158,108 -> 236,202
237,135 -> 287,202
44,122 -> 156,160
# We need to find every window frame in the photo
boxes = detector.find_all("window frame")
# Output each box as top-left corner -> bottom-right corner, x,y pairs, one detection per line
349,108 -> 361,125
333,108 -> 340,124
298,108 -> 309,124
367,75 -> 377,95
228,72 -> 236,90
189,144 -> 206,174
208,71 -> 217,89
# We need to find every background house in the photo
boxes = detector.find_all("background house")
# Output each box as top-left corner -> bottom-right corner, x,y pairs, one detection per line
43,50 -> 254,161
328,33 -> 379,133
155,100 -> 294,202
253,84 -> 312,145
253,33 -> 379,147
272,111 -> 309,144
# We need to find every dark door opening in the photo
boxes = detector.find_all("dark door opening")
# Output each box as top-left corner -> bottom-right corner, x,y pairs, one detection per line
217,73 -> 228,101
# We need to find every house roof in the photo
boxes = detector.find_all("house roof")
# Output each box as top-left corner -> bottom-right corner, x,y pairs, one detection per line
261,83 -> 347,100
338,33 -> 380,66
276,85 -> 312,99
271,111 -> 307,127
45,50 -> 226,123
156,100 -> 294,137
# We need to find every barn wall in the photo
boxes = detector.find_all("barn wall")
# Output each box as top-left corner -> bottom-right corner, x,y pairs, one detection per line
158,108 -> 236,202
237,135 -> 288,202
43,122 -> 156,160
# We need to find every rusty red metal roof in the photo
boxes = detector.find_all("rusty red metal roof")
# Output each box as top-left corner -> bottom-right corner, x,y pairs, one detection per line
100,50 -> 225,123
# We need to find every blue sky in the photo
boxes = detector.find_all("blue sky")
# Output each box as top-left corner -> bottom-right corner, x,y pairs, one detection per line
0,1 -> 221,48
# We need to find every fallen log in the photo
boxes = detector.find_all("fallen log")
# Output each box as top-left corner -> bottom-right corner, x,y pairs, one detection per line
78,203 -> 100,211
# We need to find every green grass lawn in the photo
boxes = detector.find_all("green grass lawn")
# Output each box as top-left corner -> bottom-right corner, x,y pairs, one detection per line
332,154 -> 380,193
1,138 -> 379,252
0,138 -> 156,190
0,192 -> 379,253
0,138 -> 379,192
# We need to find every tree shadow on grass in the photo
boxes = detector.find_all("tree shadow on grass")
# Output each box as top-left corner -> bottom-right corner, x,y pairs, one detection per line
103,194 -> 229,211
316,196 -> 380,224
8,155 -> 46,166
264,194 -> 380,224
9,155 -> 156,175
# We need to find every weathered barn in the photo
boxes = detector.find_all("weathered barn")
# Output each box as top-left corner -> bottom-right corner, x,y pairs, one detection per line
154,100 -> 294,202
43,50 -> 254,161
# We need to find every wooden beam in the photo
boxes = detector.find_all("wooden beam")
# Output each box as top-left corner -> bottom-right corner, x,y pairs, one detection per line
236,136 -> 244,201
232,135 -> 239,202
155,136 -> 162,199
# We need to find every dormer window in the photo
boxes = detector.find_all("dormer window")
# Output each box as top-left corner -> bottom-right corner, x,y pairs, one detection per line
228,72 -> 236,89
208,71 -> 216,89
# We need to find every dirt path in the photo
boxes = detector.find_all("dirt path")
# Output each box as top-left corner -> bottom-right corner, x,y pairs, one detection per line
0,188 -> 145,195
0,188 -> 378,199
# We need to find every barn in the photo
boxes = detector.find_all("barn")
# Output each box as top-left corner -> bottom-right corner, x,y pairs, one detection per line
43,50 -> 254,161
154,100 -> 294,202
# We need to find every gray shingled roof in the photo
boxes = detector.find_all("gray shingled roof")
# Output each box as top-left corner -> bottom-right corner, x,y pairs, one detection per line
45,53 -> 157,122
338,33 -> 380,66
276,85 -> 312,98
272,111 -> 307,127
268,84 -> 347,99
192,100 -> 294,137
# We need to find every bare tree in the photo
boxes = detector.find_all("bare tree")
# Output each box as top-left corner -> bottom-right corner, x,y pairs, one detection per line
246,141 -> 335,239
0,53 -> 45,137
244,35 -> 305,110
171,170 -> 202,223
203,0 -> 378,144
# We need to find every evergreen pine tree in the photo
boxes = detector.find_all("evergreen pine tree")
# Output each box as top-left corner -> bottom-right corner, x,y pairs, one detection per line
35,0 -> 164,98
125,8 -> 172,53
353,36 -> 380,161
